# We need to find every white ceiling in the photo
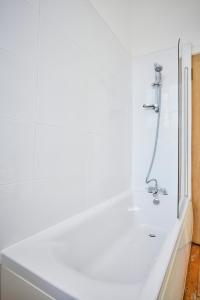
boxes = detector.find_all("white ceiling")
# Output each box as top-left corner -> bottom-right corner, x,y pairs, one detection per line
90,0 -> 200,56
89,0 -> 132,53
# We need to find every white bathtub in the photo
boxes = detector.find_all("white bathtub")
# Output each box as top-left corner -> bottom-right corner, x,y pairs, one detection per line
1,190 -> 193,300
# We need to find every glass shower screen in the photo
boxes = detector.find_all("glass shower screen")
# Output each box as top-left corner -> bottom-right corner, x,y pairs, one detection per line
177,39 -> 189,218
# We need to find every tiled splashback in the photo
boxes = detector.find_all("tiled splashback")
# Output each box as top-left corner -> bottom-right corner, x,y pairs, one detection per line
0,0 -> 132,254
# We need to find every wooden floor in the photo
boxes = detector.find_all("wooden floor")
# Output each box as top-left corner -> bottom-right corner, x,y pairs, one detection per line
184,244 -> 200,300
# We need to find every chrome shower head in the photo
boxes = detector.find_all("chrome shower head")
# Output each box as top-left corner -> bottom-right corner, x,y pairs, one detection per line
154,63 -> 163,72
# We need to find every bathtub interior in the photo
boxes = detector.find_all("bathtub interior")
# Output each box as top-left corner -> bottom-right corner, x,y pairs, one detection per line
52,200 -> 168,285
54,224 -> 166,284
2,192 -> 173,286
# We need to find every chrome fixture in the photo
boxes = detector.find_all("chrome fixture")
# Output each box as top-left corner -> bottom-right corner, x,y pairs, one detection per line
143,63 -> 168,205
148,233 -> 156,238
143,63 -> 162,113
143,103 -> 159,112
147,186 -> 168,195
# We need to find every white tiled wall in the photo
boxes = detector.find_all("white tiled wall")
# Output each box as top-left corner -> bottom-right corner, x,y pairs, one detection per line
132,48 -> 178,221
0,0 -> 132,253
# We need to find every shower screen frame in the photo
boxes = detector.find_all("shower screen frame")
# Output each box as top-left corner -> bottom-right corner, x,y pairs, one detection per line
177,38 -> 182,219
177,40 -> 191,219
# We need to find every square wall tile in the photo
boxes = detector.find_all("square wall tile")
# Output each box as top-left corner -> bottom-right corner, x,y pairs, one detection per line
0,0 -> 38,58
0,119 -> 35,184
34,124 -> 87,180
36,35 -> 89,128
39,0 -> 130,77
0,50 -> 36,120
86,129 -> 131,207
